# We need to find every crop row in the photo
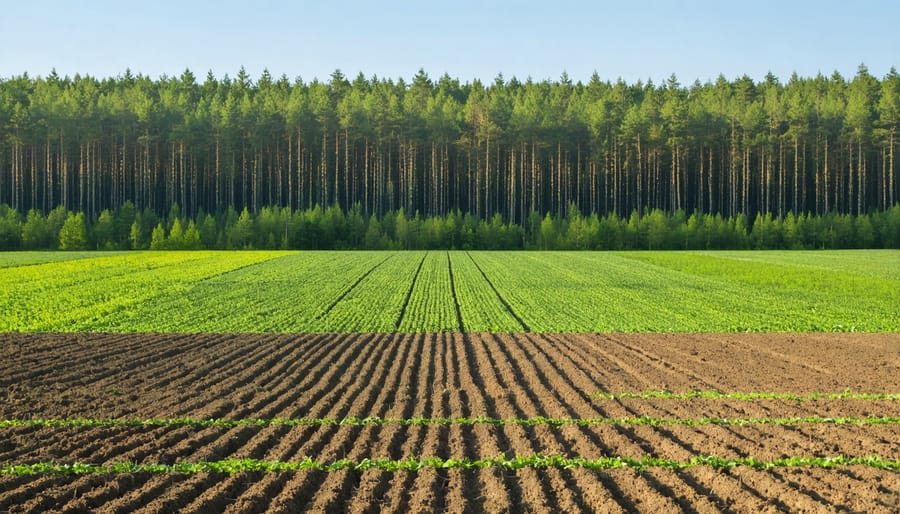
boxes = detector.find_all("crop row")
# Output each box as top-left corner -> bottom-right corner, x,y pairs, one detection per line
616,251 -> 900,331
0,251 -> 122,269
683,250 -> 900,282
396,252 -> 458,332
4,454 -> 899,476
2,250 -> 898,332
592,390 -> 900,401
0,252 -> 287,331
447,252 -> 523,331
469,251 -> 900,332
471,251 -> 790,332
316,252 -> 425,332
112,252 -> 389,332
3,415 -> 899,429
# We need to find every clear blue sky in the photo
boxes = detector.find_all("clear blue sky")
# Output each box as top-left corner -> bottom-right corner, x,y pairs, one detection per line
2,0 -> 897,84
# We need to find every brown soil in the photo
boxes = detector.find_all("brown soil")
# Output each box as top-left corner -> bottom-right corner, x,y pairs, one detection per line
1,332 -> 898,513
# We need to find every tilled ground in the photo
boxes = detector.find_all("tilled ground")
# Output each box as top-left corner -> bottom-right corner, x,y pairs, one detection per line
1,332 -> 899,513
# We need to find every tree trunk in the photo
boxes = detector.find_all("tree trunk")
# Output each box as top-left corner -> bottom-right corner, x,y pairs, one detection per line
858,137 -> 865,215
890,129 -> 895,207
824,136 -> 830,213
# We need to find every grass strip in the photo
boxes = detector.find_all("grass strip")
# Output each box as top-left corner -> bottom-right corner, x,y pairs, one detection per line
592,390 -> 900,401
3,454 -> 898,476
2,415 -> 899,429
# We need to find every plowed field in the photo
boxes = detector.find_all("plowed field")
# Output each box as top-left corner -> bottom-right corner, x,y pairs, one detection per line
1,332 -> 899,512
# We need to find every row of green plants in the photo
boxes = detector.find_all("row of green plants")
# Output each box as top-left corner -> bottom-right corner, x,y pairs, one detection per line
113,252 -> 391,332
3,415 -> 898,429
315,252 -> 424,332
593,390 -> 900,401
617,251 -> 900,332
0,250 -> 435,332
470,251 -> 900,332
2,201 -> 899,252
2,250 -> 897,332
397,252 -> 459,332
448,252 -> 523,331
0,251 -> 284,331
4,455 -> 898,476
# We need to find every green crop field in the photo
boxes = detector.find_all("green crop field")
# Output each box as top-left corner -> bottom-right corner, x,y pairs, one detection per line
1,250 -> 897,333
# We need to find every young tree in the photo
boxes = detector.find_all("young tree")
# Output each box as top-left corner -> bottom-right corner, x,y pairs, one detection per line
228,207 -> 254,248
167,218 -> 185,249
199,213 -> 218,249
149,223 -> 166,250
539,213 -> 556,249
58,212 -> 87,250
363,215 -> 383,249
183,220 -> 202,249
646,209 -> 668,249
394,208 -> 409,249
22,209 -> 54,249
129,220 -> 144,250
92,209 -> 117,249
0,207 -> 23,250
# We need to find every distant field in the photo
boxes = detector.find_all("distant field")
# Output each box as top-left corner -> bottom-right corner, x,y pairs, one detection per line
2,250 -> 897,332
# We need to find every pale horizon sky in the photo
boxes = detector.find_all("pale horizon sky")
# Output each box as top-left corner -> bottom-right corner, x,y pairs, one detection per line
1,0 -> 898,85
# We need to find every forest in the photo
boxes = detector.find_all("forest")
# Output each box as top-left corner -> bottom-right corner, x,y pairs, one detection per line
0,65 -> 898,236
1,201 -> 898,251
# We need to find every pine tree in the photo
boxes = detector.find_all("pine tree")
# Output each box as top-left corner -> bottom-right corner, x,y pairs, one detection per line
149,223 -> 166,250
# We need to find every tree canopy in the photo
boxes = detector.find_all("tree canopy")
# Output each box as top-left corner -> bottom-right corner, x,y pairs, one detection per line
0,66 -> 897,226
0,201 -> 898,251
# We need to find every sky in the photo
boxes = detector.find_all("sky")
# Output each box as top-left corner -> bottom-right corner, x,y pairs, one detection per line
1,0 -> 898,85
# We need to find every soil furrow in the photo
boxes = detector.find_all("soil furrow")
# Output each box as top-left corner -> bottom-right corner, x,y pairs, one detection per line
499,333 -> 720,511
0,476 -> 68,511
257,334 -> 408,510
222,473 -> 293,514
452,333 -> 521,511
2,332 -> 898,512
530,334 -> 797,510
335,334 -> 424,510
290,333 -> 388,419
400,332 -> 454,512
469,334 -> 591,510
280,333 -> 378,418
177,473 -> 262,513
128,474 -> 221,514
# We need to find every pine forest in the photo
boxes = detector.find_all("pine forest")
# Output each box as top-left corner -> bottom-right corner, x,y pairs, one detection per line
0,66 -> 899,249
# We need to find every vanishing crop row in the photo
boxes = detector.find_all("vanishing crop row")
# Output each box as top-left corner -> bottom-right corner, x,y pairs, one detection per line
470,251 -> 900,332
683,250 -> 900,281
3,415 -> 898,429
2,250 -> 898,332
315,252 -> 425,332
4,455 -> 899,476
592,390 -> 900,401
0,251 -> 124,269
112,252 -> 389,332
448,252 -> 522,331
396,252 -> 458,332
0,252 -> 287,331
471,252 -> 752,331
616,251 -> 900,331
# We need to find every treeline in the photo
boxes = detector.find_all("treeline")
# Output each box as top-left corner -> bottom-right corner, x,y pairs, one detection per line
0,66 -> 897,225
2,202 -> 898,251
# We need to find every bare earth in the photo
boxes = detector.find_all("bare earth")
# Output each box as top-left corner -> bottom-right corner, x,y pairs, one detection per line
1,332 -> 899,513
